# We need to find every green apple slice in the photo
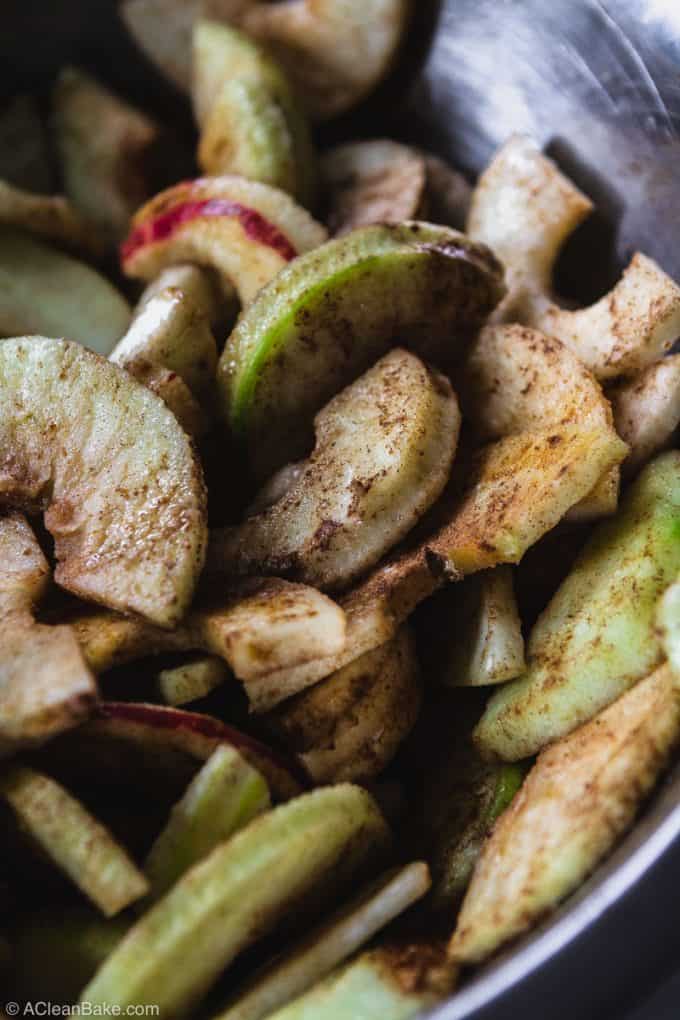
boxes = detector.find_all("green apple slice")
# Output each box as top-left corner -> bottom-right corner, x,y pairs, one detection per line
0,766 -> 148,915
475,451 -> 680,761
82,785 -> 389,1015
217,862 -> 430,1020
218,222 -> 504,478
658,577 -> 680,679
145,743 -> 270,901
0,228 -> 130,354
157,655 -> 229,706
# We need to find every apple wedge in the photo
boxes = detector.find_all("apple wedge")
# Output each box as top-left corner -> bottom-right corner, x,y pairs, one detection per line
461,324 -> 621,520
0,179 -> 95,254
145,743 -> 270,900
52,67 -> 160,245
321,140 -> 426,235
468,135 -> 680,379
218,222 -> 504,478
268,627 -> 422,785
475,451 -> 680,761
658,578 -> 680,680
210,350 -> 460,590
217,862 -> 431,1020
0,512 -> 96,754
158,655 -> 229,706
0,766 -> 149,915
121,176 -> 327,305
0,228 -> 131,354
82,785 -> 389,1015
450,663 -> 680,966
611,354 -> 680,474
0,337 -> 207,625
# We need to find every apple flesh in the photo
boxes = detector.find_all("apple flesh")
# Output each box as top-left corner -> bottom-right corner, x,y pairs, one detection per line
121,176 -> 327,305
157,655 -> 229,706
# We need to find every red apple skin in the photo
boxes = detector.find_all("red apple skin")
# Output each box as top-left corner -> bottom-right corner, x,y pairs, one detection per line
120,190 -> 298,267
95,702 -> 309,800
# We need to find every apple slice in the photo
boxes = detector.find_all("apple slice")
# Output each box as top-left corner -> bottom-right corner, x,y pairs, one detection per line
218,222 -> 504,479
81,785 -> 390,1015
145,743 -> 270,900
0,766 -> 149,915
211,349 -> 460,590
0,179 -> 96,254
121,176 -> 327,305
0,228 -> 131,354
52,67 -> 160,245
218,862 -> 430,1020
658,578 -> 680,679
0,337 -> 207,626
122,358 -> 210,437
611,354 -> 680,474
137,263 -> 222,325
0,512 -> 96,755
268,627 -> 421,785
158,655 -> 229,706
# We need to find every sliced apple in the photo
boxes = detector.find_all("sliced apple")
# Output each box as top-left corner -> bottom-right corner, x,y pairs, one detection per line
468,135 -> 680,379
475,451 -> 680,762
137,263 -> 222,325
0,512 -> 96,754
460,323 -> 621,520
69,576 -> 346,692
268,627 -> 422,784
145,743 -> 270,900
0,228 -> 131,354
219,222 -> 504,479
611,354 -> 680,474
0,179 -> 95,254
218,862 -> 430,1020
211,350 -> 460,590
451,663 -> 680,966
52,67 -> 160,245
321,140 -> 426,236
0,337 -> 207,625
0,766 -> 148,915
158,655 -> 230,706
82,785 -> 389,1015
658,578 -> 680,679
0,94 -> 52,193
122,358 -> 209,437
121,176 -> 327,305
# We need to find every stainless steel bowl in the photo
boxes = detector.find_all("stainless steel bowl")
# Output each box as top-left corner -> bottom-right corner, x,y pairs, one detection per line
1,2 -> 679,1016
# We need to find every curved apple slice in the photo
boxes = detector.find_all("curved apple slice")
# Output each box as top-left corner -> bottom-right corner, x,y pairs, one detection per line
0,228 -> 131,354
611,354 -> 680,474
121,176 -> 327,305
0,179 -> 95,253
468,135 -> 680,379
219,222 -> 504,479
460,324 -> 622,520
321,140 -> 426,235
268,627 -> 422,785
81,785 -> 390,1015
0,337 -> 207,626
211,350 -> 460,590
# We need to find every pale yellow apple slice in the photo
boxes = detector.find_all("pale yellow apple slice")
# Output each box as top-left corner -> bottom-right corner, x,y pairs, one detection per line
0,511 -> 96,754
611,354 -> 680,473
450,663 -> 680,966
0,337 -> 207,626
121,176 -> 327,304
52,67 -> 160,244
210,349 -> 460,591
460,323 -> 621,519
157,655 -> 229,706
0,766 -> 149,916
268,627 -> 422,784
468,135 -> 680,379
81,785 -> 389,1015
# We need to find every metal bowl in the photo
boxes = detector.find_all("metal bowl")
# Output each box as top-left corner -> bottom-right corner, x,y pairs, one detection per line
2,1 -> 679,1016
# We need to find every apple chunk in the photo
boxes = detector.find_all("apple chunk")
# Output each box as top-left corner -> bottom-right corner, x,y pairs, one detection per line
211,350 -> 460,590
611,354 -> 680,474
121,176 -> 327,305
0,337 -> 207,626
219,222 -> 504,479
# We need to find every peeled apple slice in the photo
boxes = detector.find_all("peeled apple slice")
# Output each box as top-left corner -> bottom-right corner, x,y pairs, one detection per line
82,785 -> 389,1015
145,743 -> 270,901
0,228 -> 130,354
611,354 -> 680,474
218,862 -> 431,1020
121,176 -> 327,305
157,655 -> 229,706
0,766 -> 148,915
476,451 -> 680,761
211,349 -> 460,590
218,222 -> 504,478
0,337 -> 207,626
